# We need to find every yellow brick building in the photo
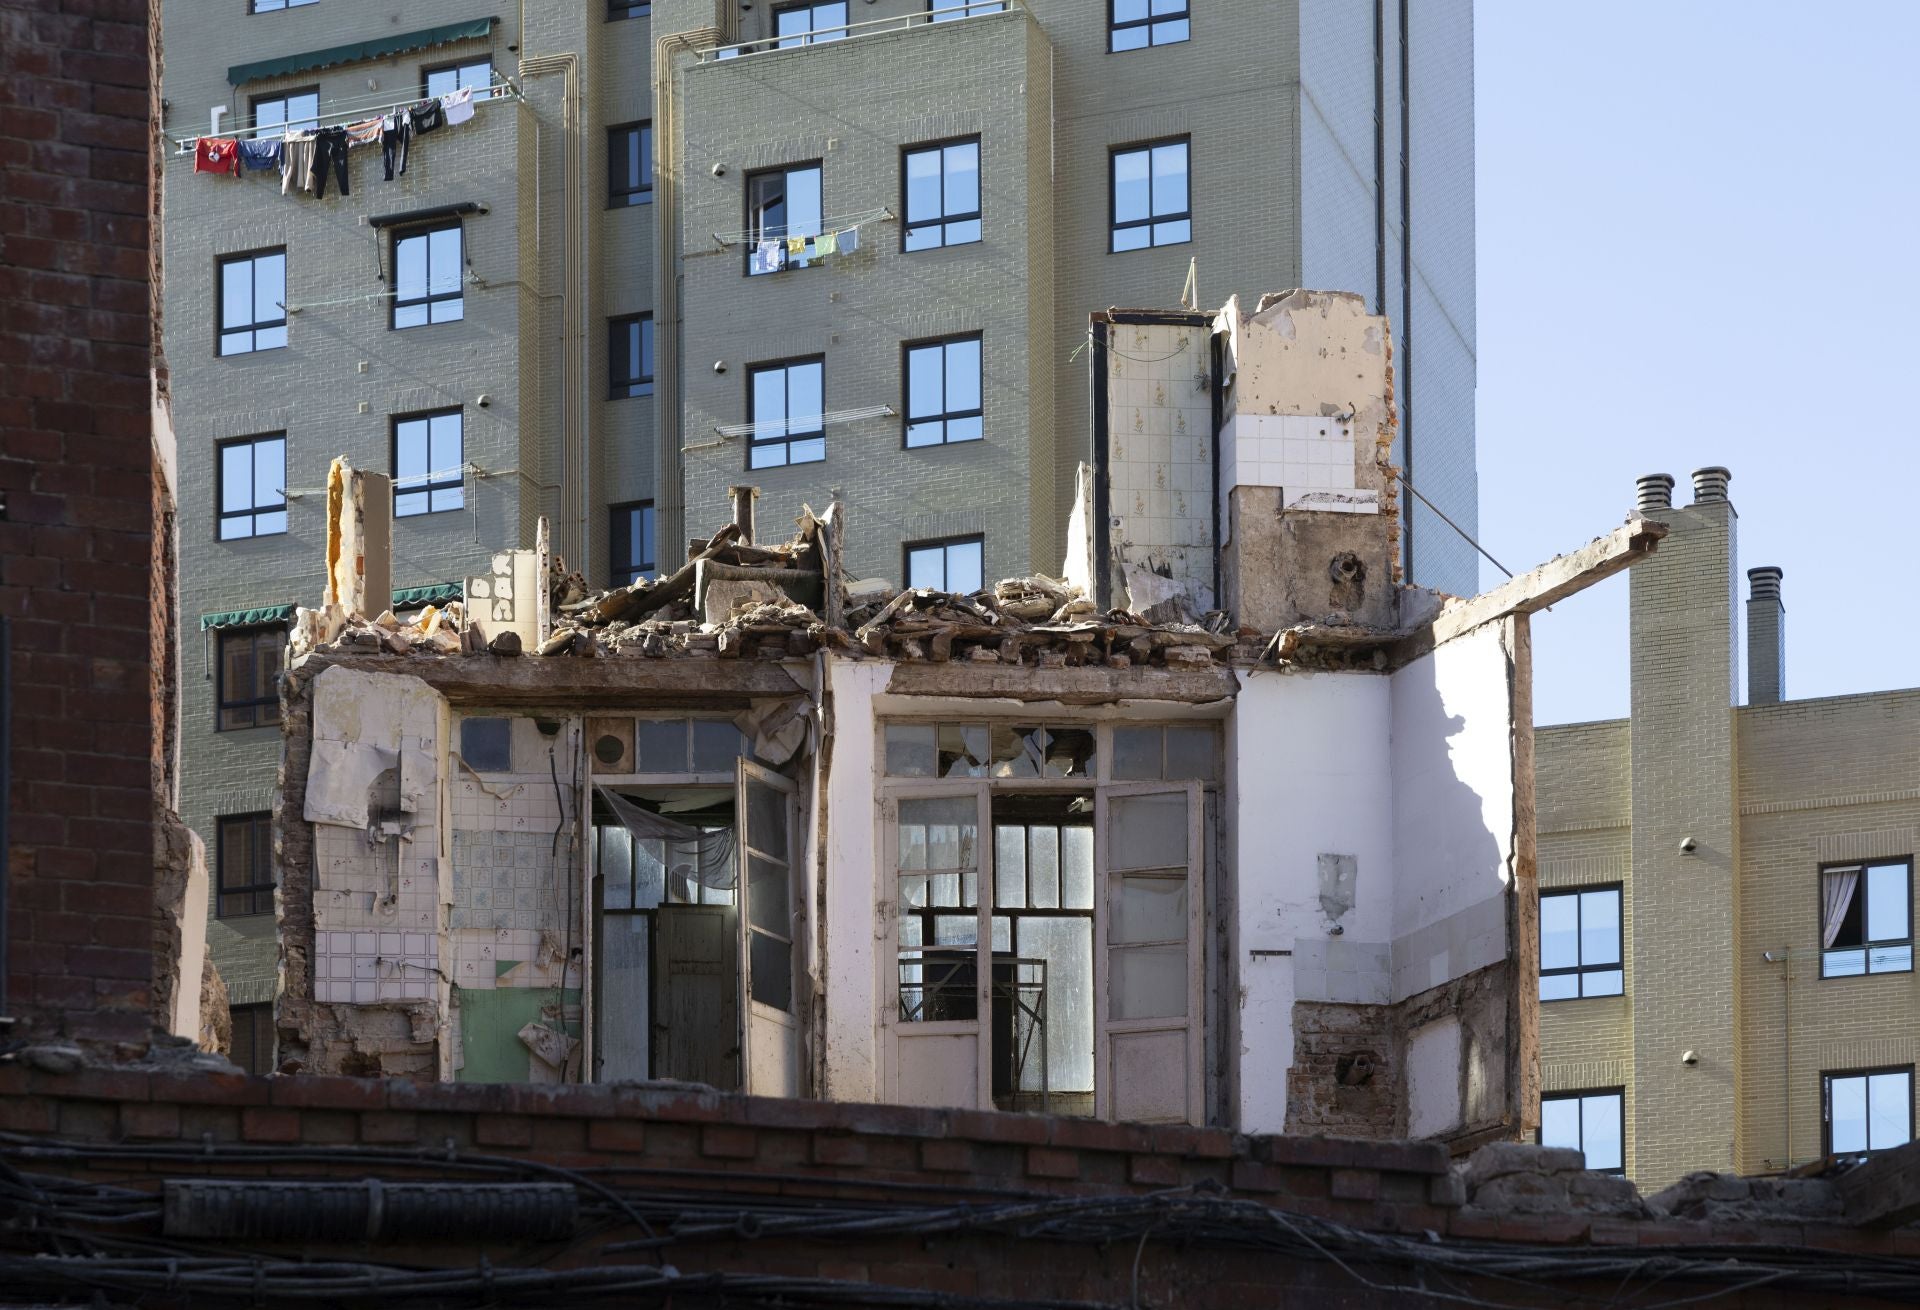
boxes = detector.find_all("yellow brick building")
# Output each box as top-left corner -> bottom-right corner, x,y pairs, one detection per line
1537,469 -> 1920,1190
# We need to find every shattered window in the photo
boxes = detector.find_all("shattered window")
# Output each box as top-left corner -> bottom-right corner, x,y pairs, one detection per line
1110,137 -> 1190,252
1538,886 -> 1623,1001
1539,1089 -> 1624,1173
883,724 -> 1096,779
904,536 -> 983,593
216,625 -> 284,731
1109,0 -> 1189,51
216,434 -> 287,539
216,812 -> 277,917
1824,1068 -> 1913,1159
1821,860 -> 1912,977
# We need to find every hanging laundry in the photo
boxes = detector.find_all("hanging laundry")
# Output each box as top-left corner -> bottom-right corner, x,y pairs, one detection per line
751,240 -> 785,275
281,135 -> 316,195
382,114 -> 412,180
310,126 -> 350,198
235,138 -> 282,172
345,117 -> 384,147
838,226 -> 859,255
441,86 -> 476,126
410,98 -> 445,135
193,137 -> 240,175
785,235 -> 807,258
813,229 -> 838,256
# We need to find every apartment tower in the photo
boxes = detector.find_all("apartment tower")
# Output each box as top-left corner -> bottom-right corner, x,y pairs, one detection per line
158,1 -> 1477,1059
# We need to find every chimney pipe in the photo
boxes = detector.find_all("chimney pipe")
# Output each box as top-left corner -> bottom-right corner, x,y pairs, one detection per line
1690,466 -> 1732,504
728,484 -> 759,545
1747,566 -> 1785,705
1635,473 -> 1675,513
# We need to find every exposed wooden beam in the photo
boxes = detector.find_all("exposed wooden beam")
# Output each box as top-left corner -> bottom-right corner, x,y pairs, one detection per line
1425,519 -> 1668,649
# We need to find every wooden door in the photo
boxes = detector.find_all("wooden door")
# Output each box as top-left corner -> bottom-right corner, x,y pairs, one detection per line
652,904 -> 740,1089
738,758 -> 803,1097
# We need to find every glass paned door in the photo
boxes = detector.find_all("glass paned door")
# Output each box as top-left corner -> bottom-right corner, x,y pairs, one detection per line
738,758 -> 802,1096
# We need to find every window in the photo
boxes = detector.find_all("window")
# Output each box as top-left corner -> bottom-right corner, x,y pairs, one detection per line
1825,1067 -> 1913,1159
611,501 -> 656,585
252,0 -> 317,10
424,59 -> 492,99
1539,885 -> 1624,1001
1111,138 -> 1191,251
229,1004 -> 275,1075
1821,859 -> 1912,977
609,122 -> 653,207
1539,1089 -> 1625,1173
216,435 -> 287,540
747,357 -> 825,468
903,138 -> 981,250
930,0 -> 1006,19
609,1 -> 651,17
391,222 -> 464,329
609,314 -> 654,397
392,409 -> 464,517
217,813 -> 276,918
773,1 -> 847,46
216,626 -> 283,731
251,88 -> 318,138
217,249 -> 287,355
904,334 -> 983,447
1110,0 -> 1189,51
746,162 -> 823,274
905,536 -> 983,593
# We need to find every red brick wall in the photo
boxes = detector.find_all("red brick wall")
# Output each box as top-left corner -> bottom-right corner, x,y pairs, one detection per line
0,0 -> 157,1046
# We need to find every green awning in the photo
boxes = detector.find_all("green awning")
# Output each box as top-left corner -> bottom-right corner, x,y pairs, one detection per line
200,603 -> 297,632
392,582 -> 465,610
228,17 -> 497,87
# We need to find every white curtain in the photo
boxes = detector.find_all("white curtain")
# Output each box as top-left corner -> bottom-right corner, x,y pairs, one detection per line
1822,867 -> 1860,948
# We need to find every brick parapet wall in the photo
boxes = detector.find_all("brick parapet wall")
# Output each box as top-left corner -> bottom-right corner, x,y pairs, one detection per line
0,0 -> 158,1046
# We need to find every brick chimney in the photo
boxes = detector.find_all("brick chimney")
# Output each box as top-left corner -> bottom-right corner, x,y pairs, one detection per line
1746,567 -> 1784,705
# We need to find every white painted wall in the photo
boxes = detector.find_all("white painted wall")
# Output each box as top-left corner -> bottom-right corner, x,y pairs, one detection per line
1406,1014 -> 1463,1138
819,657 -> 888,1103
1388,621 -> 1516,1002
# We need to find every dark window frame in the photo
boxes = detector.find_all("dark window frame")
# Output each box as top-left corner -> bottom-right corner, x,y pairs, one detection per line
608,121 -> 654,207
743,159 -> 824,276
609,313 -> 655,398
250,0 -> 318,11
389,220 -> 465,330
610,500 -> 656,586
901,332 -> 985,449
1539,882 -> 1625,1002
228,1003 -> 276,1075
745,354 -> 827,469
249,86 -> 319,138
1538,1087 -> 1626,1175
422,58 -> 494,100
1108,0 -> 1190,51
903,534 -> 985,594
1822,1065 -> 1916,1159
608,0 -> 652,18
1109,135 -> 1192,252
390,407 -> 465,518
216,624 -> 285,732
215,433 -> 289,541
772,0 -> 849,45
901,135 -> 982,251
927,0 -> 1007,20
1820,857 -> 1914,979
217,812 -> 277,919
216,246 -> 288,356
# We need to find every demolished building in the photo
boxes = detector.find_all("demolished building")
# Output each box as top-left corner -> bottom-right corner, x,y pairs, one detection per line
268,291 -> 1664,1146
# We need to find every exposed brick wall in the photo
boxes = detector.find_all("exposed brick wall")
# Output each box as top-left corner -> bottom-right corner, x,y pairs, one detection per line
0,0 -> 157,1045
0,1067 -> 1911,1308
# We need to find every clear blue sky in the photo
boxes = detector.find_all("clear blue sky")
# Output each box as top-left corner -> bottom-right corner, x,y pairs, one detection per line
1474,1 -> 1920,725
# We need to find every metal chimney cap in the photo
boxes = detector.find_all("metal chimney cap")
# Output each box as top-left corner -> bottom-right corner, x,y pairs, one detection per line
1747,566 -> 1784,599
1690,466 -> 1732,503
1634,473 -> 1675,512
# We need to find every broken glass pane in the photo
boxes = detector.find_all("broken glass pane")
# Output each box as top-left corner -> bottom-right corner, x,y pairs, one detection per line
1110,944 -> 1186,1020
1110,874 -> 1186,943
884,724 -> 938,776
938,723 -> 992,777
1109,792 -> 1187,871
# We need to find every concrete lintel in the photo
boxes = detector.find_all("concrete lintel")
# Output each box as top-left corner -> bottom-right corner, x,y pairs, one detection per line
883,662 -> 1239,705
292,652 -> 808,705
1424,519 -> 1668,649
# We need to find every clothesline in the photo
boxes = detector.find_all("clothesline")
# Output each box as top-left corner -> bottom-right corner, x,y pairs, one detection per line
168,74 -> 521,153
710,207 -> 894,249
712,405 -> 896,438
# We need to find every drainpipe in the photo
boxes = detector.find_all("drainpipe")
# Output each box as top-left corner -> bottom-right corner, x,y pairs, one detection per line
0,616 -> 10,1020
518,53 -> 587,568
1764,949 -> 1790,1169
